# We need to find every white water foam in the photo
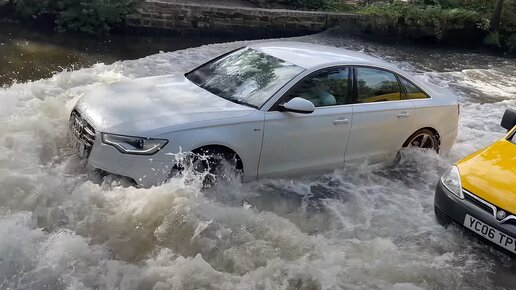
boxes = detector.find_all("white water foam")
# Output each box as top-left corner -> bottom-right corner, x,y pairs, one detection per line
1,34 -> 515,289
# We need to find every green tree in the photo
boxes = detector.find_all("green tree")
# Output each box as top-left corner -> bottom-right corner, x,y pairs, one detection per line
55,0 -> 137,34
5,0 -> 137,34
490,0 -> 504,31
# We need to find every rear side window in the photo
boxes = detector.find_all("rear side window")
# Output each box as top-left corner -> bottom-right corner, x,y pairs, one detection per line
399,76 -> 429,99
355,68 -> 402,103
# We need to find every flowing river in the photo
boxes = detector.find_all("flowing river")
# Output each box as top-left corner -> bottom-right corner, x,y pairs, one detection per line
0,26 -> 516,289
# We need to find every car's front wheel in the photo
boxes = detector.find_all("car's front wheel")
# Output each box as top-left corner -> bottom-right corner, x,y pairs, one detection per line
170,147 -> 243,186
403,128 -> 440,152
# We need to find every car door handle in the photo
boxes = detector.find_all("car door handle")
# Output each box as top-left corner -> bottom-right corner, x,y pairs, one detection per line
333,119 -> 350,125
397,112 -> 410,118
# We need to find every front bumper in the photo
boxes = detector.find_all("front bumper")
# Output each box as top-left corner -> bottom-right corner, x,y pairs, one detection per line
87,140 -> 175,187
69,109 -> 176,187
434,181 -> 516,253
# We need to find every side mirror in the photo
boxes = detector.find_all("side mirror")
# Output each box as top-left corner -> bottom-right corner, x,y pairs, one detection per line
501,108 -> 516,131
279,97 -> 315,114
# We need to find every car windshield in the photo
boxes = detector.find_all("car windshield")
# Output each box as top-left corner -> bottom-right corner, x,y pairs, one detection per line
186,48 -> 304,108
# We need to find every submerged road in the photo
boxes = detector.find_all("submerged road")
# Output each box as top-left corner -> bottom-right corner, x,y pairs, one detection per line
0,31 -> 516,289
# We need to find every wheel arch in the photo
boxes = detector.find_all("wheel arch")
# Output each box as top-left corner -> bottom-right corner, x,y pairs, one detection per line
192,144 -> 244,171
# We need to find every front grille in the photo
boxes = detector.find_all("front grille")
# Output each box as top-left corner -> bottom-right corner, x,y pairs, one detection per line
69,109 -> 96,157
463,189 -> 516,225
464,192 -> 493,214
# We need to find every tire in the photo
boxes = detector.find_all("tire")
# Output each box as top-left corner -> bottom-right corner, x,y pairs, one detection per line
402,129 -> 440,152
170,147 -> 242,186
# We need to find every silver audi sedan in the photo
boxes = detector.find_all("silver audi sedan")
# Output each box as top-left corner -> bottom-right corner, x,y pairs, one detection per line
69,41 -> 459,187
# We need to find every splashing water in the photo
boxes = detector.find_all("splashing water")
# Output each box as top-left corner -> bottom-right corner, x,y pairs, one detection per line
1,32 -> 516,290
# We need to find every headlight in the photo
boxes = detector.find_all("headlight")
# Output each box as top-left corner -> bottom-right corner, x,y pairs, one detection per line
102,133 -> 168,155
441,166 -> 464,199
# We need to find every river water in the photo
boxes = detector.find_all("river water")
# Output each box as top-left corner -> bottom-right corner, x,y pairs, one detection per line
0,21 -> 250,86
0,26 -> 516,289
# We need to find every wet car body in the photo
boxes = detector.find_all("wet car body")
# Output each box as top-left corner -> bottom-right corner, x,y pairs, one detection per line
69,41 -> 459,187
435,108 -> 516,254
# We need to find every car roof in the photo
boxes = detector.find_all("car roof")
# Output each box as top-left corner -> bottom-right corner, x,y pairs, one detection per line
249,41 -> 394,70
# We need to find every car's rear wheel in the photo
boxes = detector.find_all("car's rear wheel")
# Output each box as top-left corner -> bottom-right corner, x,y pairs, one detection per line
403,129 -> 440,152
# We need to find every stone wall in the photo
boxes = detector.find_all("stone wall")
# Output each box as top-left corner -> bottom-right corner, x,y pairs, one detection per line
126,0 -> 358,35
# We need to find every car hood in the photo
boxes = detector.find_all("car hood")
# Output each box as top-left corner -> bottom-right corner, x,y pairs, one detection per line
75,74 -> 256,135
457,139 -> 516,213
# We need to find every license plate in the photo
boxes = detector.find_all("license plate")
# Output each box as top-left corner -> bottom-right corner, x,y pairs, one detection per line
464,214 -> 516,254
70,134 -> 87,159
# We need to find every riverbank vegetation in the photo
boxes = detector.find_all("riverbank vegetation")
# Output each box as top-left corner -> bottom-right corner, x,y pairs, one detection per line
0,0 -> 136,34
293,0 -> 516,53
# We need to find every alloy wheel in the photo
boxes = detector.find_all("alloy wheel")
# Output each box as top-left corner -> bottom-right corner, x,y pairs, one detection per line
409,133 -> 436,149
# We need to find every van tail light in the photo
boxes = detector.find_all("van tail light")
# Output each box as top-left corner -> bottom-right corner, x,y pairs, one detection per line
457,103 -> 460,116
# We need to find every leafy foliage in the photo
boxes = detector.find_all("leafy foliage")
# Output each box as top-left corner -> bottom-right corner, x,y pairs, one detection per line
288,0 -> 339,10
507,33 -> 516,51
9,0 -> 50,17
282,0 -> 516,52
353,1 -> 487,40
6,0 -> 137,34
331,0 -> 516,52
484,31 -> 502,47
55,0 -> 137,34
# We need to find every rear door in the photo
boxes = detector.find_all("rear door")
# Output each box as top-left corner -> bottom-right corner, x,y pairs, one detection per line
258,67 -> 353,177
345,67 -> 415,163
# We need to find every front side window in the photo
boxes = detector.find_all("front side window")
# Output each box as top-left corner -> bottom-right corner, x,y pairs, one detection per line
186,48 -> 304,108
400,76 -> 429,99
356,68 -> 402,103
283,67 -> 351,108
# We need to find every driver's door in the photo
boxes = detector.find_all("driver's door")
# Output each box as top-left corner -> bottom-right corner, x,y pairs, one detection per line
258,67 -> 353,178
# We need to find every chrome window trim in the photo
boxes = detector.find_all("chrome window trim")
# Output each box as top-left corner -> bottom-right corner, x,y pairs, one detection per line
463,189 -> 516,224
